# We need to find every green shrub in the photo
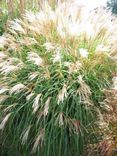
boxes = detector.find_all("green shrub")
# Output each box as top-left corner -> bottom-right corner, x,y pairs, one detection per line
0,1 -> 117,156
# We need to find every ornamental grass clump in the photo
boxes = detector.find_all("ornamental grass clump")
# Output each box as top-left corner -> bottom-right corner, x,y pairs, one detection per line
0,1 -> 117,156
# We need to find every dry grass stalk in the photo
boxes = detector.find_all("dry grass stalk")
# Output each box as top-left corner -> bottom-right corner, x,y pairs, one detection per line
19,0 -> 25,14
7,0 -> 14,18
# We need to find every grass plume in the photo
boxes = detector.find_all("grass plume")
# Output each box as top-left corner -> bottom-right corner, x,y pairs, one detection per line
0,1 -> 117,155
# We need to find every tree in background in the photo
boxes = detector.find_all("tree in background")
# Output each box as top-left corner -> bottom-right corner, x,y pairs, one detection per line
107,0 -> 117,14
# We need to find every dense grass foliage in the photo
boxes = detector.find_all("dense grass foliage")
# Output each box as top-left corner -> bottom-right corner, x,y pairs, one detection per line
0,9 -> 8,35
0,1 -> 117,156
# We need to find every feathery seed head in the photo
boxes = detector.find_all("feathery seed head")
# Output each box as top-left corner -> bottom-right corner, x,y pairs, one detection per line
0,87 -> 9,94
0,113 -> 12,131
0,95 -> 9,104
21,125 -> 32,145
32,129 -> 45,152
10,20 -> 26,34
57,84 -> 67,104
53,48 -> 61,63
32,94 -> 42,114
43,42 -> 55,51
0,36 -> 7,48
79,48 -> 89,58
29,72 -> 39,81
27,52 -> 43,66
112,77 -> 117,90
10,84 -> 26,95
26,92 -> 35,101
44,97 -> 51,116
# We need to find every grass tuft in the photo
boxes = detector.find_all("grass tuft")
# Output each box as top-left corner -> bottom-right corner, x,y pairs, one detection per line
0,1 -> 117,156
